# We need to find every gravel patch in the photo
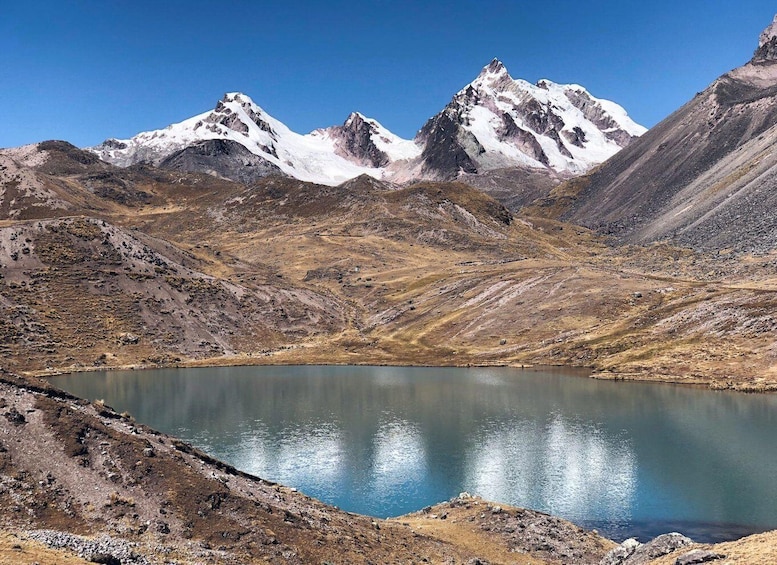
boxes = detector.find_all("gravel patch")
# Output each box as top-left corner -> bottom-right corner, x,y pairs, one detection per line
25,530 -> 152,564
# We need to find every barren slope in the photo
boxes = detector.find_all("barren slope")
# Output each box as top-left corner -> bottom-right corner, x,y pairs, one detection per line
542,33 -> 777,253
2,141 -> 777,389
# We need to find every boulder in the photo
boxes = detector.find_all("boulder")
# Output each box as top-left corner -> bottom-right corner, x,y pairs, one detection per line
600,537 -> 640,565
600,533 -> 693,565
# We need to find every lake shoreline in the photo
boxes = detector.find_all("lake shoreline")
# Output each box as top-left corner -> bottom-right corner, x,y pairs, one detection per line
52,364 -> 777,545
37,353 -> 777,394
5,367 -> 777,563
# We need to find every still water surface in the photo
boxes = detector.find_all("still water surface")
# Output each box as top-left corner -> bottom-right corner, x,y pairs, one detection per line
55,365 -> 777,542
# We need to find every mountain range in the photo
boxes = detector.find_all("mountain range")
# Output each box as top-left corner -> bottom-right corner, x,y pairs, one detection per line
90,59 -> 645,187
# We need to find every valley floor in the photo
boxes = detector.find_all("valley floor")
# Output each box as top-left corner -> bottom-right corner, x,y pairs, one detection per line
2,146 -> 777,562
6,214 -> 777,392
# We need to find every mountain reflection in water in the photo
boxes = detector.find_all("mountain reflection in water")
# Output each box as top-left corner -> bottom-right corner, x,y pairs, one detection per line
55,365 -> 777,542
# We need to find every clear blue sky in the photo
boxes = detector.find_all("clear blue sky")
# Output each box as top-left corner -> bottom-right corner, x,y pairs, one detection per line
1,1 -> 775,148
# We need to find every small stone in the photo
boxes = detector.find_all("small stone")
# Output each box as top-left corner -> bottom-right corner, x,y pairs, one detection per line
118,332 -> 140,345
89,554 -> 121,565
3,407 -> 26,425
675,549 -> 726,565
142,448 -> 154,457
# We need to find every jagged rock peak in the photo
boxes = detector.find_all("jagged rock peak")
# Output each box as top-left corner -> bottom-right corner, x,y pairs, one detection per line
421,58 -> 646,177
344,112 -> 372,128
480,58 -> 509,77
218,92 -> 260,110
759,15 -> 777,47
753,14 -> 777,63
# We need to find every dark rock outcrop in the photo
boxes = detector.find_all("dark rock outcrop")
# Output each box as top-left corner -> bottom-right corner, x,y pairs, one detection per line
753,15 -> 777,63
498,113 -> 550,165
416,111 -> 480,178
327,113 -> 391,168
159,139 -> 284,184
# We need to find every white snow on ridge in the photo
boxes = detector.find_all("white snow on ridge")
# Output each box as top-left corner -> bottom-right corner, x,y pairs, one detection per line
449,61 -> 646,174
594,97 -> 647,137
352,113 -> 423,162
93,93 -> 399,185
90,62 -> 646,185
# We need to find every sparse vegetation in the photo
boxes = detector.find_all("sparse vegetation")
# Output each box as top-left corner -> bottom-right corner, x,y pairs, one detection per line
2,136 -> 777,562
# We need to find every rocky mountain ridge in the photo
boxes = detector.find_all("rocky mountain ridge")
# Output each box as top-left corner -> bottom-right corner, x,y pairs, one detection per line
755,14 -> 777,63
90,60 -> 644,187
540,15 -> 777,253
414,59 -> 645,180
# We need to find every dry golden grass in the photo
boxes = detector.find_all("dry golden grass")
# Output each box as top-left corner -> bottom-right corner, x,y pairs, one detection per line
401,518 -> 548,564
6,155 -> 777,390
648,531 -> 777,564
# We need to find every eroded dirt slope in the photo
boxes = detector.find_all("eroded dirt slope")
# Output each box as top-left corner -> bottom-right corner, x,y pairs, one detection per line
2,141 -> 777,389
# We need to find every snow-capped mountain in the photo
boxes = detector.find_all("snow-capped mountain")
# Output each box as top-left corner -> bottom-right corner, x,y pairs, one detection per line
415,59 -> 646,179
90,60 -> 645,186
91,92 -> 411,185
311,112 -> 422,168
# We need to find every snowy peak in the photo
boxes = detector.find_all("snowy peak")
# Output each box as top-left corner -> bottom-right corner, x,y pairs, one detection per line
754,14 -> 777,63
317,112 -> 421,168
485,58 -> 507,73
91,91 -> 287,170
416,60 -> 646,178
343,111 -> 371,128
90,93 -> 417,185
478,58 -> 510,80
210,92 -> 278,139
89,62 -> 644,186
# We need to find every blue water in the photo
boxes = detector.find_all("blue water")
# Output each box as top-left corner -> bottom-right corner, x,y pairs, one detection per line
53,365 -> 777,542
